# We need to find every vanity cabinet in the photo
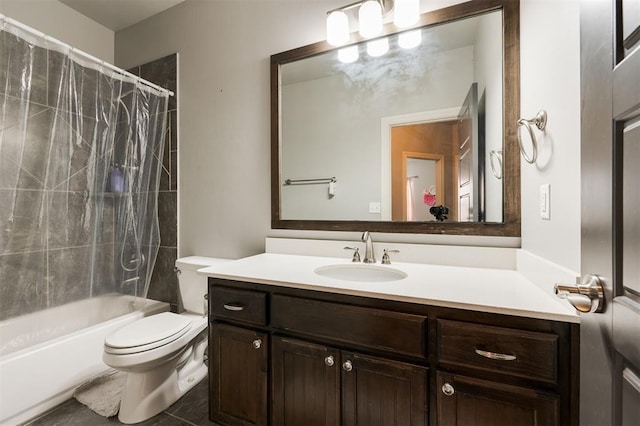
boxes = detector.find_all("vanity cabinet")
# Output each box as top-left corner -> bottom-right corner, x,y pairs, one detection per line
208,279 -> 578,426
209,286 -> 270,426
435,319 -> 565,425
272,336 -> 428,426
436,372 -> 559,426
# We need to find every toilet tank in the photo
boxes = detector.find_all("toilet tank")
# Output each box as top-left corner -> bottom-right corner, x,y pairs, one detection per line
175,256 -> 233,314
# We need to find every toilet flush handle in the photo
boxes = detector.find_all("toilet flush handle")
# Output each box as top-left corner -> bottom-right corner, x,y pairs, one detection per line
203,294 -> 209,317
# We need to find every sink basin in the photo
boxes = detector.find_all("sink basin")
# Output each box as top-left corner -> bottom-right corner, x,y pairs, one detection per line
313,264 -> 407,282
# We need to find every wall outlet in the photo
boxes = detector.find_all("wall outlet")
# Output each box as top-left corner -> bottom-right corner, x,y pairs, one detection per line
369,202 -> 381,214
540,184 -> 550,220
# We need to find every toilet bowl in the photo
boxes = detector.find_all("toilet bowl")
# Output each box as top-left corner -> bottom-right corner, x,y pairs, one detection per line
102,256 -> 232,424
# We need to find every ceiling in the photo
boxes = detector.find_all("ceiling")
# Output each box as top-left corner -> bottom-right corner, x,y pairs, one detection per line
59,0 -> 186,31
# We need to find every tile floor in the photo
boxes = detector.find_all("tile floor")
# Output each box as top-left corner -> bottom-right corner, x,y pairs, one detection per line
22,377 -> 219,426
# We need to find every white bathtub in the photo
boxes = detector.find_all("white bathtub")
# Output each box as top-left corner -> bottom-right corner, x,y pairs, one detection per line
0,295 -> 168,425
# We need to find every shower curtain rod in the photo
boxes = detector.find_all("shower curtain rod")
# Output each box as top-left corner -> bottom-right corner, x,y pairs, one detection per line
0,14 -> 174,98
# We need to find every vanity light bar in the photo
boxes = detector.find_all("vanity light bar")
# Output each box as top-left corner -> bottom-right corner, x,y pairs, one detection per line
326,0 -> 397,46
326,0 -> 419,47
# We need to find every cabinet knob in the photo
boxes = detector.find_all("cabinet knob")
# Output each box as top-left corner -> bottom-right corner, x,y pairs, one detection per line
324,356 -> 335,367
252,339 -> 262,349
342,360 -> 353,372
441,382 -> 455,396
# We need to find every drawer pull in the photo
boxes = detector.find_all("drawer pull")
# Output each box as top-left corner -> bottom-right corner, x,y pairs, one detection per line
223,303 -> 246,312
475,348 -> 517,361
441,382 -> 455,396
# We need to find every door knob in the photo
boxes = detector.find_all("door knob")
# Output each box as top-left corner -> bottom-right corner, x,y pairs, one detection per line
555,274 -> 605,313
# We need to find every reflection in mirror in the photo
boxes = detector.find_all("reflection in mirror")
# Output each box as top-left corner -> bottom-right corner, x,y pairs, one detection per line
272,0 -> 520,237
280,10 -> 502,223
403,157 -> 441,222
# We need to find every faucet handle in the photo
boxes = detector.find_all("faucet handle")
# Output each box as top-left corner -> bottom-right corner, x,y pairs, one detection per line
344,246 -> 361,262
381,249 -> 400,265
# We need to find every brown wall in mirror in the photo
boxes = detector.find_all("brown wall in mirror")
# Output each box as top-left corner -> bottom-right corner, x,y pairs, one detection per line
391,122 -> 457,221
271,0 -> 520,236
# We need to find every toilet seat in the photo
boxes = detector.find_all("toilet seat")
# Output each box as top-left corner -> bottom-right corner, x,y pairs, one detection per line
104,312 -> 192,355
103,314 -> 208,371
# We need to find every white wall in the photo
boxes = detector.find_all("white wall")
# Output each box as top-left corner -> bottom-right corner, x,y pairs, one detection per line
0,0 -> 114,62
281,46 -> 473,221
116,0 -> 582,271
116,0 -> 340,259
474,11 -> 504,223
519,0 -> 581,273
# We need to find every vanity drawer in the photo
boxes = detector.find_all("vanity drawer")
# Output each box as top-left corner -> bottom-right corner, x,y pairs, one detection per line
271,295 -> 427,358
210,286 -> 267,326
437,319 -> 558,384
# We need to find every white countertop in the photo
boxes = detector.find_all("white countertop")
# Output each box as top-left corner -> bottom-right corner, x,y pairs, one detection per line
198,253 -> 579,323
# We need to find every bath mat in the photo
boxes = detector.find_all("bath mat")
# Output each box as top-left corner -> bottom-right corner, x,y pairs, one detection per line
73,369 -> 125,417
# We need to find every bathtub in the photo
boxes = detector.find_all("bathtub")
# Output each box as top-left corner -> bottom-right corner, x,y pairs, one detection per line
0,294 -> 168,425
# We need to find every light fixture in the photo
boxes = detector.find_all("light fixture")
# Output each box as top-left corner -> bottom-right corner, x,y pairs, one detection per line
338,45 -> 359,63
367,38 -> 389,57
326,0 -> 419,46
358,0 -> 383,38
393,0 -> 419,28
398,29 -> 422,49
326,10 -> 350,46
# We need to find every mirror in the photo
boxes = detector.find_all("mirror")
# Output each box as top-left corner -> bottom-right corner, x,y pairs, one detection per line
271,0 -> 520,236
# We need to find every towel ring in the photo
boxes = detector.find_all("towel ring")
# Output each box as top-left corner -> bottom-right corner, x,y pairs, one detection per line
489,150 -> 503,179
517,110 -> 547,164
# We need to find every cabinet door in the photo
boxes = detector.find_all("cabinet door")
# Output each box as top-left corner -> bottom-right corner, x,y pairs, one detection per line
272,336 -> 340,426
210,323 -> 268,426
436,372 -> 559,426
342,351 -> 428,426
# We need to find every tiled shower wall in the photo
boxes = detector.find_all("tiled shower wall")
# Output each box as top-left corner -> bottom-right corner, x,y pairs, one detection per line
128,54 -> 180,312
0,32 -> 116,321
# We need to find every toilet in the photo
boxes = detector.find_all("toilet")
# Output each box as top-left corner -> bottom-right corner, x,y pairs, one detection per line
103,256 -> 232,424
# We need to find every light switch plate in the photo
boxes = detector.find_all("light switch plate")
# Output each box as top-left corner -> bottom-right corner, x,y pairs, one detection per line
540,184 -> 550,220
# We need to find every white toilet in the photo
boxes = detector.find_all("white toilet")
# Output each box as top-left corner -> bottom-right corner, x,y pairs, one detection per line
103,256 -> 231,424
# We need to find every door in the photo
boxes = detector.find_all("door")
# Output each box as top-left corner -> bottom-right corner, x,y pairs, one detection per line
436,372 -> 559,426
580,1 -> 640,425
456,82 -> 485,222
210,323 -> 268,426
272,336 -> 340,426
341,351 -> 428,426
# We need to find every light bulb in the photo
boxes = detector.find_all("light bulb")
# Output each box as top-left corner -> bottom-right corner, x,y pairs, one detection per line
359,0 -> 383,39
367,38 -> 389,57
398,29 -> 422,49
393,0 -> 419,28
327,11 -> 349,46
338,45 -> 359,63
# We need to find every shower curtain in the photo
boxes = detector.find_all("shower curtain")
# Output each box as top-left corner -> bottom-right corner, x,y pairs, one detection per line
0,16 -> 169,325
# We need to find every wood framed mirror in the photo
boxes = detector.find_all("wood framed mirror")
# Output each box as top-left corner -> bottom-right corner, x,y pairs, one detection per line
271,0 -> 519,236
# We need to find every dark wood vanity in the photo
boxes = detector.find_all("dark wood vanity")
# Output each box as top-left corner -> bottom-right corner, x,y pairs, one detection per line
208,278 -> 579,426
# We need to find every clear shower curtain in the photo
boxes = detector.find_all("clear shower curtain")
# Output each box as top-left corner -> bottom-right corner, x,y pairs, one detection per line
0,16 -> 169,325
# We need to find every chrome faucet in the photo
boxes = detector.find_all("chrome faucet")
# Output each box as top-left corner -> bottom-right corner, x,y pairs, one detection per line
361,231 -> 376,263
